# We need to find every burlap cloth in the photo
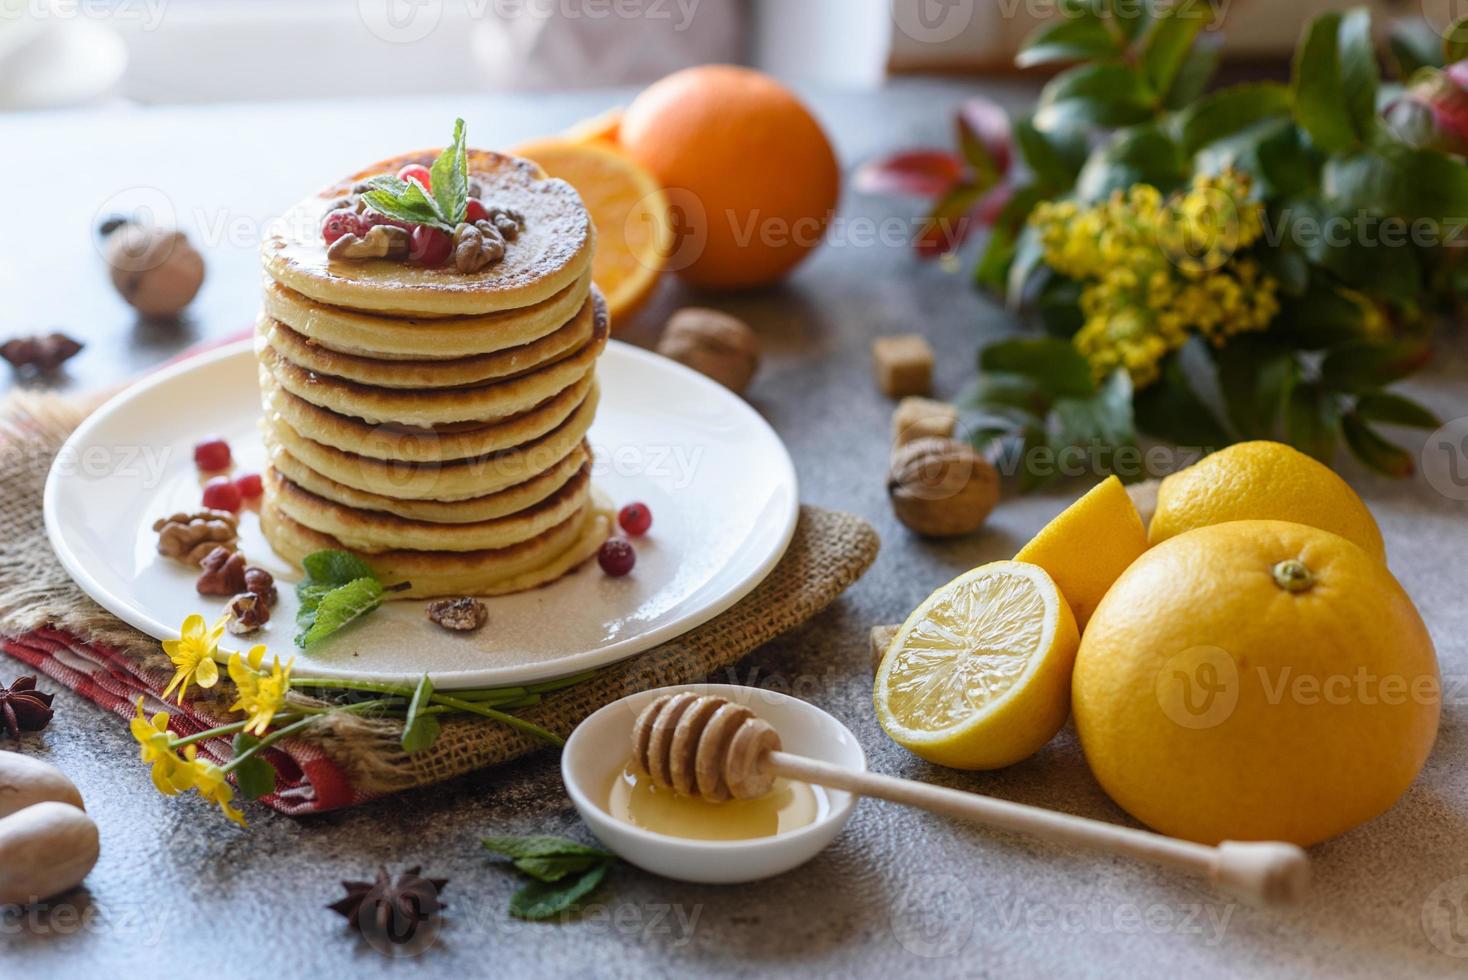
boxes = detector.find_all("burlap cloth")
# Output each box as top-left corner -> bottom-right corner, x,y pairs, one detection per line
0,390 -> 879,808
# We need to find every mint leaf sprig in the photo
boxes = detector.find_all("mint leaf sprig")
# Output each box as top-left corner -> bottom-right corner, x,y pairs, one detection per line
359,117 -> 469,232
295,548 -> 407,647
482,836 -> 617,920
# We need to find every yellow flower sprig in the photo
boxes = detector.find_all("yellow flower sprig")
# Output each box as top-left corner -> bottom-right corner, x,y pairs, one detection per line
1030,169 -> 1280,387
228,646 -> 294,737
160,613 -> 229,704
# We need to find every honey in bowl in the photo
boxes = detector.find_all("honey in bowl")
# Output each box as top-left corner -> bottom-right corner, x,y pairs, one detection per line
606,764 -> 829,841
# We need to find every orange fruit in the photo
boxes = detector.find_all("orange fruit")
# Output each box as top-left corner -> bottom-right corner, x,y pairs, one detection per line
562,107 -> 623,146
514,138 -> 672,324
1074,520 -> 1438,845
618,65 -> 840,290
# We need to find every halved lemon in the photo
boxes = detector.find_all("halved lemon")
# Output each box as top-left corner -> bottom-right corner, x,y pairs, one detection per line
874,561 -> 1079,770
512,137 -> 671,324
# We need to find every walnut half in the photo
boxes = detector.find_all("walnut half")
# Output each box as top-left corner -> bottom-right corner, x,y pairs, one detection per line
426,597 -> 487,632
327,224 -> 409,261
154,510 -> 239,566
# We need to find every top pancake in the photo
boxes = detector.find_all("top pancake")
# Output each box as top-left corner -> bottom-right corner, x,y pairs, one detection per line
261,150 -> 595,317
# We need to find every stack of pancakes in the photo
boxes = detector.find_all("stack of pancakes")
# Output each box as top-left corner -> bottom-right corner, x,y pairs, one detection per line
256,149 -> 613,598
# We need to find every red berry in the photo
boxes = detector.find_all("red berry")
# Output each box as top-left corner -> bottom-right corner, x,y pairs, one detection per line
202,476 -> 242,513
465,199 -> 489,223
618,502 -> 652,537
320,208 -> 363,245
397,165 -> 432,192
597,539 -> 636,577
409,225 -> 453,266
194,437 -> 231,472
234,472 -> 263,500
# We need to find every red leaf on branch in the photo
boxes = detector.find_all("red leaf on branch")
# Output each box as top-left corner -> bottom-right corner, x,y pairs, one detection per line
956,97 -> 1014,187
854,150 -> 965,198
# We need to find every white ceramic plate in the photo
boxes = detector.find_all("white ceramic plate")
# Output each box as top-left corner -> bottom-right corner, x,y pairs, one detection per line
44,339 -> 798,689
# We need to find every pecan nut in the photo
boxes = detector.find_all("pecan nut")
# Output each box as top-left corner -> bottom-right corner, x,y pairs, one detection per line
426,597 -> 487,632
196,546 -> 248,596
154,510 -> 239,566
243,567 -> 277,607
225,592 -> 270,635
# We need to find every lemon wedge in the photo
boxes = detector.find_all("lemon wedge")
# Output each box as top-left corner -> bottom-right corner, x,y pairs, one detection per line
874,561 -> 1079,770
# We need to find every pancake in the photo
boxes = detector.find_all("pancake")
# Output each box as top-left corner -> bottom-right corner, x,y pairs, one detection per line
258,292 -> 595,389
261,383 -> 599,499
265,461 -> 593,553
257,304 -> 607,425
261,273 -> 591,360
261,150 -> 595,317
267,440 -> 591,524
260,496 -> 613,599
259,371 -> 596,466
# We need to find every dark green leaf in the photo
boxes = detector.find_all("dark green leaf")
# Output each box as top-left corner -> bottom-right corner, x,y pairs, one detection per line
980,337 -> 1096,397
401,674 -> 440,753
1342,412 -> 1414,476
974,185 -> 1045,289
1005,225 -> 1048,310
1271,276 -> 1369,348
1140,0 -> 1209,97
509,861 -> 609,920
1035,276 -> 1086,337
1293,12 -> 1357,153
483,835 -> 614,860
1214,337 -> 1297,439
1034,62 -> 1156,131
957,370 -> 1050,415
1322,144 -> 1468,222
1388,18 -> 1444,76
361,180 -> 448,231
512,855 -> 604,883
1104,0 -> 1152,40
430,117 -> 470,228
1445,16 -> 1468,64
1321,340 -> 1431,391
1256,244 -> 1310,297
1307,217 -> 1422,301
1164,32 -> 1221,109
1013,117 -> 1089,192
231,732 -> 277,801
1075,123 -> 1187,202
1173,83 -> 1292,156
1286,381 -> 1340,462
301,550 -> 378,590
1133,347 -> 1232,447
1053,369 -> 1136,446
1253,123 -> 1320,198
1354,390 -> 1442,428
1017,16 -> 1119,68
296,577 -> 383,647
1337,8 -> 1379,143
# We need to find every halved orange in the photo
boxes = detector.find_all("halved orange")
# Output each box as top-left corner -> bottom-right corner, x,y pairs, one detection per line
562,107 -> 624,146
513,137 -> 670,324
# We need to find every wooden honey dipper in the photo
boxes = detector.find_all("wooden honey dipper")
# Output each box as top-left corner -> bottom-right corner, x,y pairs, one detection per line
632,692 -> 1310,905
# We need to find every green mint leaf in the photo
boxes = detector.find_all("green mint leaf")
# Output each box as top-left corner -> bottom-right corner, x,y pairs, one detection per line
401,674 -> 440,753
231,732 -> 278,801
508,862 -> 609,920
430,117 -> 469,227
512,855 -> 604,883
482,835 -> 613,860
296,577 -> 383,647
301,549 -> 378,589
360,188 -> 447,231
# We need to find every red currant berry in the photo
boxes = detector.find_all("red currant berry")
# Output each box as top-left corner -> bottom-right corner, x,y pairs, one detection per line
193,437 -> 231,472
320,208 -> 363,245
597,539 -> 636,577
397,165 -> 432,192
234,472 -> 263,500
465,199 -> 489,223
409,225 -> 453,266
618,502 -> 652,537
202,476 -> 243,513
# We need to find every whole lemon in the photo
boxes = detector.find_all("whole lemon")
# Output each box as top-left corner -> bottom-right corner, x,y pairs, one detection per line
1073,520 -> 1438,846
619,65 -> 840,290
1150,441 -> 1386,561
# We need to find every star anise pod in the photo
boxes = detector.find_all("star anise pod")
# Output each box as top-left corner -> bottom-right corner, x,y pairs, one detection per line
327,866 -> 448,946
0,333 -> 83,374
0,676 -> 55,739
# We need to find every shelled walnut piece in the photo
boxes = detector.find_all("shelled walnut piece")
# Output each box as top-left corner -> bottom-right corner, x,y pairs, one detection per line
427,597 -> 488,632
154,510 -> 239,566
226,593 -> 270,635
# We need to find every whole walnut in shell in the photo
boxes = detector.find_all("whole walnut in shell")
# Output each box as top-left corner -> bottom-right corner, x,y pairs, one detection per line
656,308 -> 759,395
101,222 -> 205,318
887,437 -> 999,538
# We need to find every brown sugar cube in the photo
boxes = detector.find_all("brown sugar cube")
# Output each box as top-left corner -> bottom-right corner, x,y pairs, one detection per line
873,335 -> 934,398
892,396 -> 957,447
870,624 -> 900,675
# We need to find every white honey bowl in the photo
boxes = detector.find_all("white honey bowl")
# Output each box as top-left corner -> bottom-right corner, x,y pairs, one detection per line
562,684 -> 865,884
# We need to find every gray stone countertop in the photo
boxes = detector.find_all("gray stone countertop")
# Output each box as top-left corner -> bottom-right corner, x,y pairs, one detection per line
1,79 -> 1466,979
